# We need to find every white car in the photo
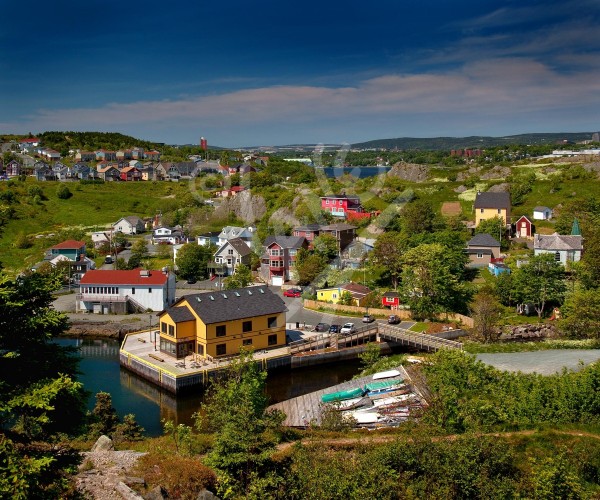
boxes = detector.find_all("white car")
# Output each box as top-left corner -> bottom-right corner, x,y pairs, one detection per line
340,322 -> 356,335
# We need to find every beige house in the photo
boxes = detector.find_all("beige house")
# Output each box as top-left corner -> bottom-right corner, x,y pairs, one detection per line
474,191 -> 511,227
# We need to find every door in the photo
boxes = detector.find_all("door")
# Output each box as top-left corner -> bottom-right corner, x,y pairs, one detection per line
520,222 -> 527,237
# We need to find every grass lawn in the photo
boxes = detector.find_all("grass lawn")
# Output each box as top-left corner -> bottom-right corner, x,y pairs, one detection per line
0,180 -> 186,272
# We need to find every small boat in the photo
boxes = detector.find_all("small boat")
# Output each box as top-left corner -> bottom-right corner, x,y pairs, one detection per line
349,411 -> 381,424
321,387 -> 364,403
364,379 -> 405,395
368,386 -> 409,399
372,394 -> 413,407
372,369 -> 402,380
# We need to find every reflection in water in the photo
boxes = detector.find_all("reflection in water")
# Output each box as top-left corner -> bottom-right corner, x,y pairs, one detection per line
57,337 -> 361,436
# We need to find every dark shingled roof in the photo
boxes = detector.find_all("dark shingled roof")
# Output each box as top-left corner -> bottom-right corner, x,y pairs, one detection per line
474,191 -> 511,209
468,233 -> 501,247
172,286 -> 287,324
168,306 -> 196,323
264,235 -> 306,249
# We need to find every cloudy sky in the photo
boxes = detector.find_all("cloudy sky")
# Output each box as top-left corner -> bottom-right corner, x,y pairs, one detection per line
1,0 -> 599,147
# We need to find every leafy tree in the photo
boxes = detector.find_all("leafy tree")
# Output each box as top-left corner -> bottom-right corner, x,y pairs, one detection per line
370,231 -> 406,289
358,342 -> 381,371
196,350 -> 285,496
400,243 -> 468,320
470,290 -> 502,343
224,264 -> 253,289
312,233 -> 338,261
56,184 -> 72,199
338,290 -> 353,305
130,238 -> 149,261
295,252 -> 326,286
512,253 -> 566,318
558,289 -> 600,339
175,243 -> 213,281
397,198 -> 440,234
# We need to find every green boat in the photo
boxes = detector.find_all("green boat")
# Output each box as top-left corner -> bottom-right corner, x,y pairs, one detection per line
321,387 -> 365,403
364,379 -> 404,393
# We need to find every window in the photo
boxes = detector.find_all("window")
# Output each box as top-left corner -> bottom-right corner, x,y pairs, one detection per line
243,321 -> 252,332
161,322 -> 167,333
480,208 -> 484,213
168,325 -> 175,336
228,249 -> 234,255
268,334 -> 278,346
131,287 -> 135,294
497,208 -> 501,214
555,251 -> 561,262
197,343 -> 204,355
268,316 -> 277,328
216,325 -> 226,337
149,288 -> 152,293
477,252 -> 483,258
216,344 -> 226,356
243,339 -> 252,346
289,249 -> 296,256
326,199 -> 329,205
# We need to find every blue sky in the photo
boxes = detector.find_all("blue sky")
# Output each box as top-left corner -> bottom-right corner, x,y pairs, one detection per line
1,0 -> 599,147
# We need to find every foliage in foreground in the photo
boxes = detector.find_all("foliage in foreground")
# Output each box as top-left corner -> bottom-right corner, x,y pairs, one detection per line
423,349 -> 600,432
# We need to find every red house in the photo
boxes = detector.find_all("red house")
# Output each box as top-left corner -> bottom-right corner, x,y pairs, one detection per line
320,194 -> 369,219
515,215 -> 533,238
381,291 -> 401,309
120,166 -> 142,181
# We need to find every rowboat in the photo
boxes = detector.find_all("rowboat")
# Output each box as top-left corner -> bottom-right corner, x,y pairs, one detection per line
372,369 -> 402,380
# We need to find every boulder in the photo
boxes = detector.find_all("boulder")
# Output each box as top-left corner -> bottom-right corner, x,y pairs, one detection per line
197,490 -> 219,500
144,485 -> 170,499
91,435 -> 114,452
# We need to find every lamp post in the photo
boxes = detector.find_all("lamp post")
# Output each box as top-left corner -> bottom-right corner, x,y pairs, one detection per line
149,314 -> 152,342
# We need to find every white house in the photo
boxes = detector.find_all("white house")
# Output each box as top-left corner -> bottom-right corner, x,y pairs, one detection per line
533,233 -> 583,266
153,226 -> 186,245
91,231 -> 111,248
217,226 -> 256,249
113,216 -> 145,235
77,269 -> 176,314
214,237 -> 252,276
533,206 -> 553,221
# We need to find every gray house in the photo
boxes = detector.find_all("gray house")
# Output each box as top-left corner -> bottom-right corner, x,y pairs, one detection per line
466,233 -> 501,267
214,237 -> 252,276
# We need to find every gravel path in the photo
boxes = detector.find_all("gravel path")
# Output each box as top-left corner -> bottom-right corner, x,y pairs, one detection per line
476,349 -> 600,375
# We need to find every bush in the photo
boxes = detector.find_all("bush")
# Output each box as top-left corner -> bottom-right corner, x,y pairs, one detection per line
135,453 -> 217,500
56,184 -> 72,199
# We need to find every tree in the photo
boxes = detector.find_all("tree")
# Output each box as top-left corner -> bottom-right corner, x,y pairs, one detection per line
313,234 -> 338,261
558,289 -> 600,339
295,252 -> 327,286
475,216 -> 507,249
400,243 -> 467,320
224,264 -> 253,289
88,392 -> 120,437
470,290 -> 502,343
370,231 -> 406,290
398,198 -> 440,234
338,290 -> 353,305
512,253 -> 566,318
56,184 -> 72,199
358,342 -> 381,371
195,350 -> 285,496
175,243 -> 213,281
128,238 -> 149,269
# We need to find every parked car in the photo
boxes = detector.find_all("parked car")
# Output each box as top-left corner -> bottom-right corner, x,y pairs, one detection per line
362,314 -> 375,323
104,255 -> 113,264
186,278 -> 197,284
329,324 -> 341,333
340,322 -> 356,335
388,315 -> 400,324
314,323 -> 330,332
283,288 -> 302,298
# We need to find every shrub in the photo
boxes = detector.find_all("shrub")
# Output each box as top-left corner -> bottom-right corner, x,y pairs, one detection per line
135,453 -> 217,500
56,184 -> 72,199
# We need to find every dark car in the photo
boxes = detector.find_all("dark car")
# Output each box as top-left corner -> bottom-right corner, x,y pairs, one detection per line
388,315 -> 400,324
283,288 -> 302,298
329,324 -> 341,333
104,255 -> 113,264
362,314 -> 375,323
186,278 -> 197,284
314,322 -> 330,332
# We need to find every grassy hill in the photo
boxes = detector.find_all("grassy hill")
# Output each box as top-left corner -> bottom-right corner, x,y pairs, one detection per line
352,132 -> 595,150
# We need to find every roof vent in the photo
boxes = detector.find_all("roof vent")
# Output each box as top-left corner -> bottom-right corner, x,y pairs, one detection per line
222,293 -> 227,299
247,290 -> 253,295
234,292 -> 240,297
140,270 -> 150,277
196,297 -> 201,303
259,288 -> 264,294
209,295 -> 214,301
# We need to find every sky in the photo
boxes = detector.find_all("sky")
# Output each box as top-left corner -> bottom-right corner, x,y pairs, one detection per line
1,0 -> 599,147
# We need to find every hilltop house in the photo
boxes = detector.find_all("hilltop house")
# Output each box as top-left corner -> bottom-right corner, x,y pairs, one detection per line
153,226 -> 186,245
533,233 -> 583,265
78,269 -> 176,314
260,236 -> 308,285
533,206 -> 553,220
320,194 -> 370,219
214,237 -> 252,276
113,216 -> 145,235
473,191 -> 511,227
466,233 -> 501,267
217,226 -> 256,249
157,286 -> 287,359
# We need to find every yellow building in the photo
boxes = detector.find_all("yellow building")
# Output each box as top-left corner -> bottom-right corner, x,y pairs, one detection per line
157,287 -> 287,359
474,191 -> 511,227
316,282 -> 372,307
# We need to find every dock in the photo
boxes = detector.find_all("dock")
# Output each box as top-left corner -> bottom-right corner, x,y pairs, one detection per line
268,365 -> 427,427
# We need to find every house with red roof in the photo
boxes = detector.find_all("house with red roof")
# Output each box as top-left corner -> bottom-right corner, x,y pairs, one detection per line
120,166 -> 142,181
320,193 -> 374,220
77,269 -> 176,314
49,240 -> 87,261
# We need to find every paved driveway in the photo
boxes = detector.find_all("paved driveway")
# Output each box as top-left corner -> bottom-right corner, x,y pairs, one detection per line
476,350 -> 600,375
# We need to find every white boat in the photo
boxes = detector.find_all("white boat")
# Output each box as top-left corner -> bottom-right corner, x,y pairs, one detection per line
336,397 -> 364,409
372,394 -> 413,407
349,412 -> 381,424
372,369 -> 401,380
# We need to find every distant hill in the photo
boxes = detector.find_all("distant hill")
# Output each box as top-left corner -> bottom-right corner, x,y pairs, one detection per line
351,133 -> 595,150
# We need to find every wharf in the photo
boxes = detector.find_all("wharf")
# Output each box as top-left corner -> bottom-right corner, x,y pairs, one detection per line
268,365 -> 425,427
